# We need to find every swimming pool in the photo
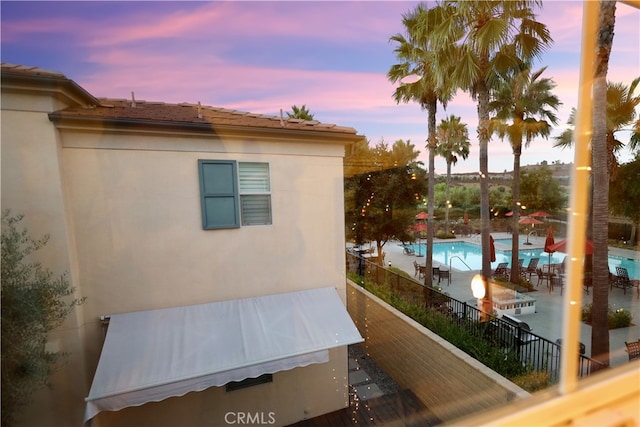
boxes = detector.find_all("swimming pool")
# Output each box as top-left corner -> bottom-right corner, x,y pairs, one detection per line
407,241 -> 639,279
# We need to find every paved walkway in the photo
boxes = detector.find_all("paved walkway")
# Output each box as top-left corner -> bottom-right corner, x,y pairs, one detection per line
360,233 -> 640,368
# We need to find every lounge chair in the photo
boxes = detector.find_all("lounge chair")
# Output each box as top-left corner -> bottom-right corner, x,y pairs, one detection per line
403,245 -> 415,255
625,340 -> 640,361
493,262 -> 508,279
523,257 -> 539,280
611,266 -> 633,295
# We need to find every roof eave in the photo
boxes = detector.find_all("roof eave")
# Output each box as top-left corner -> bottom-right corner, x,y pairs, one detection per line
1,69 -> 99,108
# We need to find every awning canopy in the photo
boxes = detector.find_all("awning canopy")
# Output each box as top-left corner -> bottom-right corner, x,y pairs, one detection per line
84,287 -> 363,423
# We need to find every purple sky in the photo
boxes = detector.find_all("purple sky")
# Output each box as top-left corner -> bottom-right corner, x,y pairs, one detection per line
2,1 -> 639,173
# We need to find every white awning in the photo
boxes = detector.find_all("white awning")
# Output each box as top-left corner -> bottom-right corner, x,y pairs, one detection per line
84,287 -> 362,423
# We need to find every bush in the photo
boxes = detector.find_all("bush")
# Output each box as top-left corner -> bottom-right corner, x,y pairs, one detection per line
436,229 -> 456,239
581,303 -> 633,329
511,371 -> 552,393
610,308 -> 633,329
1,211 -> 85,427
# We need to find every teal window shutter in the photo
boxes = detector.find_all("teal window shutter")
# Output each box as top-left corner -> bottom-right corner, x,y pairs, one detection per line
198,160 -> 239,229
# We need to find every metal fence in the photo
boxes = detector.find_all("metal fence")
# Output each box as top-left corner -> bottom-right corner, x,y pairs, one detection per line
346,251 -> 607,382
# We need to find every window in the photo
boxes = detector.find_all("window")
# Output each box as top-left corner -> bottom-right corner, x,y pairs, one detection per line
198,160 -> 271,229
225,374 -> 273,392
238,162 -> 271,226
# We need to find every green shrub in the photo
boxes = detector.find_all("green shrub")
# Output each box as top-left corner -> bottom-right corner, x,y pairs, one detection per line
581,303 -> 633,329
610,308 -> 632,329
493,276 -> 535,292
1,211 -> 85,427
512,370 -> 552,393
436,229 -> 456,239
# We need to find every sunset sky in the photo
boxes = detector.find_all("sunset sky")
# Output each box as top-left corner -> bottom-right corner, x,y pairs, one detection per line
2,1 -> 639,173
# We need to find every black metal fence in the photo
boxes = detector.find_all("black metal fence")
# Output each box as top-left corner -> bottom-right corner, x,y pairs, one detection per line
346,251 -> 607,382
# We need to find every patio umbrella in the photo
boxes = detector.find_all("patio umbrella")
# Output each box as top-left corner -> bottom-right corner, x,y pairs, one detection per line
529,210 -> 552,218
520,216 -> 543,244
415,211 -> 429,220
412,223 -> 428,257
412,223 -> 428,233
505,211 -> 513,217
489,235 -> 496,262
463,212 -> 469,225
548,238 -> 594,255
543,226 -> 555,266
519,216 -> 544,225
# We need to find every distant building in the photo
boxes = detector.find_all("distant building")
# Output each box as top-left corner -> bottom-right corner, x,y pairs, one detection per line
1,63 -> 364,426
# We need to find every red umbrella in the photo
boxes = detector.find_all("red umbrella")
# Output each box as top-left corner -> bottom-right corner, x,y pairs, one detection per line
489,235 -> 496,262
543,226 -> 555,265
529,210 -> 553,218
415,211 -> 429,220
544,226 -> 555,253
505,211 -> 513,217
519,216 -> 544,225
548,238 -> 594,255
412,223 -> 428,233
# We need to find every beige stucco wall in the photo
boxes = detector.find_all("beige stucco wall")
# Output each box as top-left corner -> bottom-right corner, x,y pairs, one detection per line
1,91 -> 90,427
95,347 -> 349,427
2,86 -> 352,426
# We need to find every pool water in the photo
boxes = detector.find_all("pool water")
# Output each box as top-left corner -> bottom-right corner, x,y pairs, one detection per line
407,241 -> 639,279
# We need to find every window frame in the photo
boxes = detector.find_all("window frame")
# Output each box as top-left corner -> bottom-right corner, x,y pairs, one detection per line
198,159 -> 272,229
238,161 -> 272,226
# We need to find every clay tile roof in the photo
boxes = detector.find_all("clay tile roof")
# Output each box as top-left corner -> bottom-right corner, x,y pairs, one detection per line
53,98 -> 360,136
1,62 -> 66,78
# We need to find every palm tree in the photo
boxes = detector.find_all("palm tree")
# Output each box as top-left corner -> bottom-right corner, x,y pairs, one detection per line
430,1 -> 552,311
286,105 -> 314,120
555,77 -> 639,177
490,66 -> 561,283
590,0 -> 617,368
388,4 -> 454,289
435,115 -> 470,234
554,77 -> 639,366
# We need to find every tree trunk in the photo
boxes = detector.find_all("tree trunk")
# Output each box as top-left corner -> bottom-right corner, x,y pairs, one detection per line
424,99 -> 437,291
510,148 -> 522,283
445,161 -> 452,234
478,80 -> 493,315
590,0 -> 616,367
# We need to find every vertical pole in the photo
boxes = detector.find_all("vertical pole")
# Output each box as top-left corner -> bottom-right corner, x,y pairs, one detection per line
559,0 -> 597,395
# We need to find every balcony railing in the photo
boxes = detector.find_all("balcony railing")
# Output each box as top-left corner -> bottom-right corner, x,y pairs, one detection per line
346,251 -> 607,383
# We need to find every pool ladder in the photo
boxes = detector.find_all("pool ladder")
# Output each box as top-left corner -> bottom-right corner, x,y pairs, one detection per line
449,256 -> 473,271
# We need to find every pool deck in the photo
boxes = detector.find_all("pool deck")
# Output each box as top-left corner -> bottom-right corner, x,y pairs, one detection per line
371,232 -> 640,368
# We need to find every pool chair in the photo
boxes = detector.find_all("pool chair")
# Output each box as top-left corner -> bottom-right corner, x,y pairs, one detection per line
523,258 -> 539,280
438,268 -> 451,286
493,262 -> 508,279
611,266 -> 633,295
625,340 -> 640,361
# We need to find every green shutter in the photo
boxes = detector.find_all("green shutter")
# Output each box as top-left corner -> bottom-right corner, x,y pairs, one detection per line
198,160 -> 239,229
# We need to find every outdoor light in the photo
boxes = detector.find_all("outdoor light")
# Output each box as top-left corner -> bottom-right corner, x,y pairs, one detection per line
471,274 -> 486,299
